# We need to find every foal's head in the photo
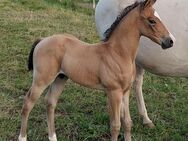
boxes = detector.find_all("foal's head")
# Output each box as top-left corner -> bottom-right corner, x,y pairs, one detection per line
139,0 -> 173,49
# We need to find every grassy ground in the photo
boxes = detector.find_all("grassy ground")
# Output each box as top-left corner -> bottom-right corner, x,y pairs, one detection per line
0,0 -> 187,141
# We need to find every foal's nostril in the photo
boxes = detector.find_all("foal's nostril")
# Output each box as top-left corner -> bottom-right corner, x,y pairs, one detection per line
169,39 -> 173,46
161,37 -> 174,49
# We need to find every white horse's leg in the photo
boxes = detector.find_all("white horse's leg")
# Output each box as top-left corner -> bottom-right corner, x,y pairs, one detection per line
121,90 -> 132,141
45,76 -> 68,141
134,65 -> 154,128
108,89 -> 123,141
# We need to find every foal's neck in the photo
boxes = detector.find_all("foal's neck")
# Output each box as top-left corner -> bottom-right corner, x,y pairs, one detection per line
109,8 -> 140,61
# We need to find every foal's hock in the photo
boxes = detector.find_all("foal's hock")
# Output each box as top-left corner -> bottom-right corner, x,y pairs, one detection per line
18,0 -> 173,141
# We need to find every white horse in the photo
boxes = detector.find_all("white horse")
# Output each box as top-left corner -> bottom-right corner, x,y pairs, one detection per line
95,0 -> 188,127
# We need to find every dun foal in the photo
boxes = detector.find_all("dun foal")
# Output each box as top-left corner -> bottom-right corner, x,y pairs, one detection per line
19,0 -> 173,141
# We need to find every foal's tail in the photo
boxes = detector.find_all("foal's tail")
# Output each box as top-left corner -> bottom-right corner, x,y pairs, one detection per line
28,38 -> 42,71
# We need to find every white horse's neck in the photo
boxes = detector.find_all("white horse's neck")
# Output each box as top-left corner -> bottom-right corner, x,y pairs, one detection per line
118,0 -> 143,11
116,0 -> 134,12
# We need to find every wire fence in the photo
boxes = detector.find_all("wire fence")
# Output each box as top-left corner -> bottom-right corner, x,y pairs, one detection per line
74,0 -> 99,9
79,0 -> 99,9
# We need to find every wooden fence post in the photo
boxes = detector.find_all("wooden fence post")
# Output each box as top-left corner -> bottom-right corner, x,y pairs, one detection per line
93,0 -> 96,9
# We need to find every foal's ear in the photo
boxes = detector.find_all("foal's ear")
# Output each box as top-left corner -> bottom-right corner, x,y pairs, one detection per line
141,0 -> 157,9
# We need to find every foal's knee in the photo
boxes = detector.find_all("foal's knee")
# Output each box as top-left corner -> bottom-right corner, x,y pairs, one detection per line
45,96 -> 57,109
111,122 -> 121,133
125,120 -> 132,132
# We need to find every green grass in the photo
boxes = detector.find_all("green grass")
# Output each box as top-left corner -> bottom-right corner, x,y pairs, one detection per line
0,0 -> 188,141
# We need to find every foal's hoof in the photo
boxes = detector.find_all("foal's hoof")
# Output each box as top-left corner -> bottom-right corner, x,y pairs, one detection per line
49,134 -> 57,141
144,122 -> 155,128
18,135 -> 27,141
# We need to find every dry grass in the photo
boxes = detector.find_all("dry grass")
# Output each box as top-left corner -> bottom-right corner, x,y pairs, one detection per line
0,0 -> 187,141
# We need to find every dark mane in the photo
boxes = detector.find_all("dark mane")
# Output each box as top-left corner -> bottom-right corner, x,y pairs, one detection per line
103,2 -> 142,42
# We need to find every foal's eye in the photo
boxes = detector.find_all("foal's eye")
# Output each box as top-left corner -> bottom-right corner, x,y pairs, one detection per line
148,19 -> 156,25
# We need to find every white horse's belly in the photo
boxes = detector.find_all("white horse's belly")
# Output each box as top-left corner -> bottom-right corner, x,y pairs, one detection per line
95,0 -> 188,77
137,37 -> 188,77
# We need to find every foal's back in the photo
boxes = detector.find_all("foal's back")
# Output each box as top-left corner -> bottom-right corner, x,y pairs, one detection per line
34,34 -> 106,89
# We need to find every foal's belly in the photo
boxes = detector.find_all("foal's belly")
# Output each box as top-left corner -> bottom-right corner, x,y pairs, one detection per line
61,49 -> 104,89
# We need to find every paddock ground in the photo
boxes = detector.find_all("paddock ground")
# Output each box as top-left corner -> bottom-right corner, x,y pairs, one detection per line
0,0 -> 187,140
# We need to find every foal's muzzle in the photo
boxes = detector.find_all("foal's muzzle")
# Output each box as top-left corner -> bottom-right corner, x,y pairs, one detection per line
161,37 -> 174,49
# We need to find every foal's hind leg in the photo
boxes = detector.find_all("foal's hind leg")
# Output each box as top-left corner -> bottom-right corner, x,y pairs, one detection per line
134,65 -> 154,128
45,75 -> 68,141
121,90 -> 132,141
19,72 -> 58,141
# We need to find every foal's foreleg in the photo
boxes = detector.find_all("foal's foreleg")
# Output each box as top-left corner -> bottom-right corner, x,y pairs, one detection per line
45,76 -> 68,141
134,65 -> 154,128
107,89 -> 123,141
120,90 -> 132,141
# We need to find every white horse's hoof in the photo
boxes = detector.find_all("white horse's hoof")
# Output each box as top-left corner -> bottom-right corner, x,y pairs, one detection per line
18,135 -> 27,141
49,134 -> 57,141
